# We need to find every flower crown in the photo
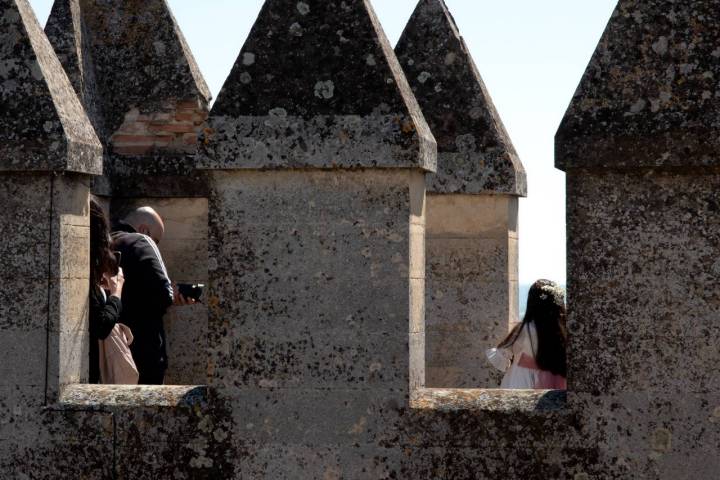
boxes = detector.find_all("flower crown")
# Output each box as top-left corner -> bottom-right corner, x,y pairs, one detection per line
538,282 -> 565,305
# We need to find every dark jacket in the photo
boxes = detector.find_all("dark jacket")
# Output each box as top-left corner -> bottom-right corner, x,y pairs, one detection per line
89,285 -> 122,384
112,222 -> 174,379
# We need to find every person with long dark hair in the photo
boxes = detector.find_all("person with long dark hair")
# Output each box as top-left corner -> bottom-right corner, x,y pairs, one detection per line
89,197 -> 125,383
486,279 -> 567,389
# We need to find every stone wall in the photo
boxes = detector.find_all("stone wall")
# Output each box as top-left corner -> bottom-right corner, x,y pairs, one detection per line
0,173 -> 92,401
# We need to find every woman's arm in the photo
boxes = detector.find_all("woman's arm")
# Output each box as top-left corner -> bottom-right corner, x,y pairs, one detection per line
486,347 -> 512,372
89,288 -> 122,341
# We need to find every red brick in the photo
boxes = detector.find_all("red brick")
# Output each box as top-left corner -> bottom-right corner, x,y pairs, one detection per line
148,123 -> 195,133
156,113 -> 174,121
175,112 -> 196,121
111,135 -> 157,145
177,99 -> 201,109
112,145 -> 154,156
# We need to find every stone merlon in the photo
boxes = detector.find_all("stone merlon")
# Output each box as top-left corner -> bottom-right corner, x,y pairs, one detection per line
45,0 -> 212,144
0,0 -> 102,173
556,0 -> 720,170
396,0 -> 526,196
198,0 -> 437,171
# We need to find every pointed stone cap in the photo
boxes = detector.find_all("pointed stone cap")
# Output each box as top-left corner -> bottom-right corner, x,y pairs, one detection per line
44,0 -> 103,135
396,0 -> 526,196
45,0 -> 211,144
0,0 -> 102,173
198,0 -> 436,171
557,0 -> 720,170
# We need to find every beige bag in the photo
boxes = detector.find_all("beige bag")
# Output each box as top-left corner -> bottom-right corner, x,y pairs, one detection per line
98,323 -> 139,385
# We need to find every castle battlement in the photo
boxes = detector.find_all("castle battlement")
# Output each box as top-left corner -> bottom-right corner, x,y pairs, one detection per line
1,0 -> 718,478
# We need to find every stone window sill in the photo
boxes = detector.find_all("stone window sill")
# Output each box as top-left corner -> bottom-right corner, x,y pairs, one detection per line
410,388 -> 566,413
52,384 -> 209,410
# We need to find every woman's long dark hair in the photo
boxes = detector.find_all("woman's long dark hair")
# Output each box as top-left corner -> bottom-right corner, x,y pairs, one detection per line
90,197 -> 118,288
498,279 -> 567,377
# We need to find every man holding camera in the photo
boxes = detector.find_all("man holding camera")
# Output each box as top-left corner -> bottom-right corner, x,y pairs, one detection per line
112,207 -> 193,385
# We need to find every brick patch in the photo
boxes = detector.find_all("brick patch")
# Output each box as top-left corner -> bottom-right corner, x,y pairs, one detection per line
111,99 -> 209,156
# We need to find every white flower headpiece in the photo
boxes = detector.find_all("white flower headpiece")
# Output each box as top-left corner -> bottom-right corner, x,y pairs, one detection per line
538,282 -> 565,304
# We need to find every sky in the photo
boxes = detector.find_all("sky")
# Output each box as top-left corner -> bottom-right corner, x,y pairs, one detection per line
29,0 -> 618,286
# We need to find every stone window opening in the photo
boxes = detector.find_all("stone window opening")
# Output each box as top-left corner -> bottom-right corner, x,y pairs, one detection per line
55,194 -> 210,408
106,197 -> 209,387
407,187 -> 567,413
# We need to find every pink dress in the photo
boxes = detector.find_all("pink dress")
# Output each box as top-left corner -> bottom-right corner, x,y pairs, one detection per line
486,322 -> 566,390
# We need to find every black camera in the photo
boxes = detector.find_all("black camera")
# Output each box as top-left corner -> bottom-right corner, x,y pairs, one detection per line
177,283 -> 205,302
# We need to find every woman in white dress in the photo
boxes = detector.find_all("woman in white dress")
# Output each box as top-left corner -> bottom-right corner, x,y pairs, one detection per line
486,279 -> 567,389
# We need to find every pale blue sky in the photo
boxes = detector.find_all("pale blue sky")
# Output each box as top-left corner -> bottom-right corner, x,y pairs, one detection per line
29,0 -> 618,285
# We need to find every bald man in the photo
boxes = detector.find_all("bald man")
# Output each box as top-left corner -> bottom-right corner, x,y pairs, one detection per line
112,207 -> 174,384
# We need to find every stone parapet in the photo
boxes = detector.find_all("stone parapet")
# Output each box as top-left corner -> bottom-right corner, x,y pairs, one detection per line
200,113 -> 436,171
200,2 -> 436,474
396,0 -> 522,388
7,0 -> 720,477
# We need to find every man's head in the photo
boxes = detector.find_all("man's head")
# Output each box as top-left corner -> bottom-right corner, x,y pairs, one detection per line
124,207 -> 165,245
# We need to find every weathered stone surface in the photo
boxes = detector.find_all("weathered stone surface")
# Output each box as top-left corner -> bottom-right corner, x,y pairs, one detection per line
0,176 -> 52,334
0,0 -> 102,173
0,3 -> 225,478
0,17 -> 100,467
199,0 -> 436,171
108,155 -> 210,198
59,384 -> 209,408
0,330 -> 47,387
411,388 -> 567,412
0,408 -> 114,479
205,167 -> 430,475
567,170 -> 720,395
0,172 -> 91,404
54,385 -> 224,479
396,0 -> 526,195
43,0 -> 103,137
547,2 -> 720,477
557,0 -> 720,169
207,170 -> 418,390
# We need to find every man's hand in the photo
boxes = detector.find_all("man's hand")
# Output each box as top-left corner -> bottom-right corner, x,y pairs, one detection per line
172,283 -> 197,306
